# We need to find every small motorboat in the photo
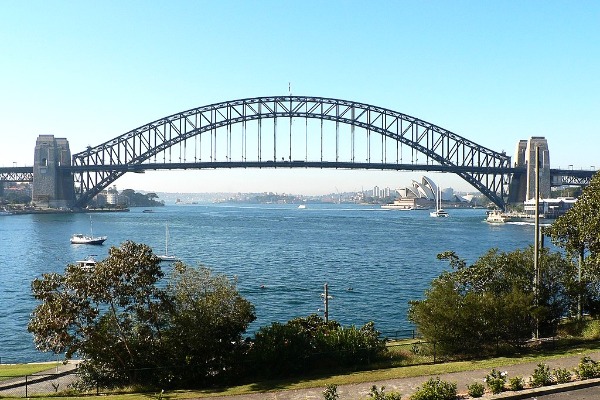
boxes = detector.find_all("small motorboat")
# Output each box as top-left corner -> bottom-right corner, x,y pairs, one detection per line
75,255 -> 98,269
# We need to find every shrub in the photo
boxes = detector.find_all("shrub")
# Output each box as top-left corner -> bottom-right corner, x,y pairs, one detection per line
508,376 -> 524,391
251,315 -> 387,378
530,363 -> 553,387
553,368 -> 572,384
484,369 -> 506,394
323,384 -> 339,400
367,385 -> 402,400
575,356 -> 599,380
581,320 -> 600,339
410,377 -> 457,400
467,382 -> 484,398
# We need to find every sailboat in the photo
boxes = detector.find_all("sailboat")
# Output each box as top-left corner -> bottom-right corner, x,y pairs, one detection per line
70,216 -> 107,245
158,224 -> 179,262
429,186 -> 449,218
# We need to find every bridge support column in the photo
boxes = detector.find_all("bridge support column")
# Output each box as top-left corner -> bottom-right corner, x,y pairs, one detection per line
32,135 -> 74,208
509,137 -> 551,204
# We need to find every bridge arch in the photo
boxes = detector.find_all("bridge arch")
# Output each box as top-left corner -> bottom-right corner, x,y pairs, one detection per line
72,96 -> 511,208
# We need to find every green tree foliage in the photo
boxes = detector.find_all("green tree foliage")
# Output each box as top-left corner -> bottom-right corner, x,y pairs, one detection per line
408,247 -> 572,355
120,189 -> 165,207
28,241 -> 255,388
546,172 -> 600,315
250,314 -> 386,378
163,263 -> 256,385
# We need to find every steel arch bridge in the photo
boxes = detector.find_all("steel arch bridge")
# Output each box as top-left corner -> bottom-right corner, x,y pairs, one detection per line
71,96 -> 512,208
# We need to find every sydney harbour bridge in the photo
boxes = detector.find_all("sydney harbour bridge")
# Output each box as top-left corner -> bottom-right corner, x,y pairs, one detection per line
0,96 -> 594,210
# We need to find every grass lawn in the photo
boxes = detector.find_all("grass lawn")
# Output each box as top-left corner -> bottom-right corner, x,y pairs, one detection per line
0,362 -> 60,380
22,341 -> 600,399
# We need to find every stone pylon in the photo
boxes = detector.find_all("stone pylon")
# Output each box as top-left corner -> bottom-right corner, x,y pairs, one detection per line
509,137 -> 551,203
32,135 -> 74,208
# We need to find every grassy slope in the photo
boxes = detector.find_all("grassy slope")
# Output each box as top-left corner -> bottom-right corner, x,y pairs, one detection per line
0,362 -> 60,380
24,342 -> 600,399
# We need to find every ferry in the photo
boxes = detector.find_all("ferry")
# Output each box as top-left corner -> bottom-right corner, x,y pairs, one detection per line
486,209 -> 510,224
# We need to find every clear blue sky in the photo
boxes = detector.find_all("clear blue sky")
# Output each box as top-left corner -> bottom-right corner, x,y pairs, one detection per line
1,1 -> 598,194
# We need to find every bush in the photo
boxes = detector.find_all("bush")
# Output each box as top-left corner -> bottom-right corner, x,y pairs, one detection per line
367,385 -> 402,400
484,368 -> 506,394
581,320 -> 600,339
323,384 -> 339,400
250,315 -> 387,378
575,356 -> 599,380
553,367 -> 572,384
508,376 -> 524,391
410,377 -> 457,400
530,363 -> 553,387
467,382 -> 484,398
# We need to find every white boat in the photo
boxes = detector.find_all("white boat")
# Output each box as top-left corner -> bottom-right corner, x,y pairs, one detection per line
75,255 -> 97,269
298,204 -> 306,209
70,233 -> 107,245
158,224 -> 179,262
430,186 -> 449,218
70,217 -> 107,245
430,209 -> 449,218
381,201 -> 414,210
486,209 -> 510,224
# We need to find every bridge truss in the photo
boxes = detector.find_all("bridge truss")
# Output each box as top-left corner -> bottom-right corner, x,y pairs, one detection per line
0,167 -> 33,182
551,169 -> 595,186
72,96 -> 512,208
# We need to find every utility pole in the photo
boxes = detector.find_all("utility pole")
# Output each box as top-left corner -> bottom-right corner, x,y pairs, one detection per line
578,246 -> 583,320
321,283 -> 330,323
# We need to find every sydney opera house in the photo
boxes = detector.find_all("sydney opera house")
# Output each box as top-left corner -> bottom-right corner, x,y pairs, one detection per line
382,176 -> 466,210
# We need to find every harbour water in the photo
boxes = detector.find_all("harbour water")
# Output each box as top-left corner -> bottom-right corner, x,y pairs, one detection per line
0,204 -> 538,363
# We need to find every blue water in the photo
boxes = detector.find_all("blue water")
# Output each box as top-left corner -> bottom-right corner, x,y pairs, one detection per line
0,204 -> 538,363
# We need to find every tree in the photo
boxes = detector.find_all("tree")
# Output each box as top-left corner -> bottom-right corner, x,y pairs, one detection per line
28,241 -> 255,389
162,264 -> 256,385
546,172 -> 600,316
408,247 -> 573,356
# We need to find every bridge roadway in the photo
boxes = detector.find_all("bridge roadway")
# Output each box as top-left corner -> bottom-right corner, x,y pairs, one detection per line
0,163 -> 593,184
0,166 -> 33,182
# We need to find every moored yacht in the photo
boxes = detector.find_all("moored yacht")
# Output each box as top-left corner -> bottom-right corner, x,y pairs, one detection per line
70,233 -> 107,245
70,216 -> 107,245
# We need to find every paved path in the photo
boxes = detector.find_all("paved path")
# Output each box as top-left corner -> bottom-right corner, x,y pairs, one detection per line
3,352 -> 600,399
0,360 -> 80,397
202,350 -> 600,400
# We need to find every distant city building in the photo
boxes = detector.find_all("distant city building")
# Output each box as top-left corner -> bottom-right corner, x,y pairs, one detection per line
106,185 -> 119,205
523,197 -> 576,218
373,185 -> 380,198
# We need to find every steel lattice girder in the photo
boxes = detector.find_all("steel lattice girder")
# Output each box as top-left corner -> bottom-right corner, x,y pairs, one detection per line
72,96 -> 512,208
550,169 -> 595,186
0,168 -> 33,182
